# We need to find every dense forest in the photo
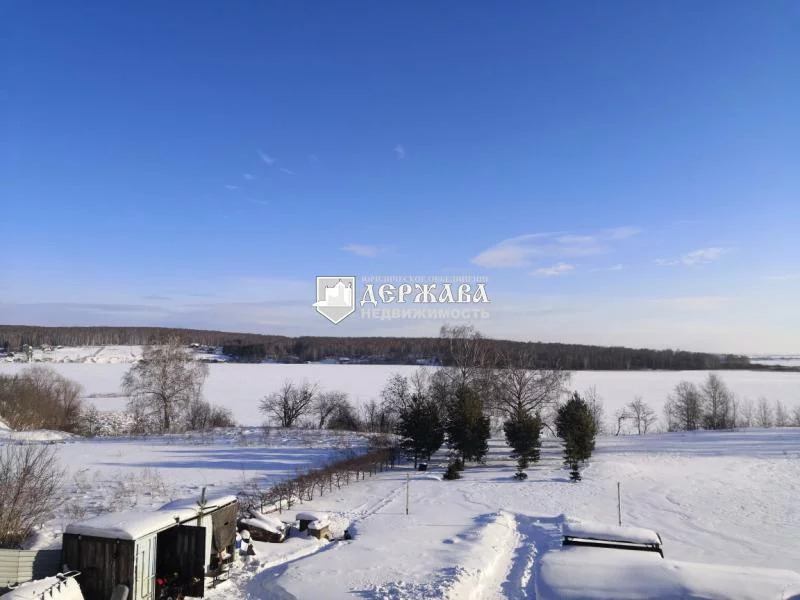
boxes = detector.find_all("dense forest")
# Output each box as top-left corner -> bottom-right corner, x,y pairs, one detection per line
0,325 -> 761,371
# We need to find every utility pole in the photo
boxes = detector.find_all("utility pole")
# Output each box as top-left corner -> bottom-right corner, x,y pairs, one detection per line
617,482 -> 622,526
406,474 -> 410,515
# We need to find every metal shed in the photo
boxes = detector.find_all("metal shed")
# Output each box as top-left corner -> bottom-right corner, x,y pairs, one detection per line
62,495 -> 237,600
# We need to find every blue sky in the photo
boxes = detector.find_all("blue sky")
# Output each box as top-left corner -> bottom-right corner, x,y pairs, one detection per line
1,1 -> 798,353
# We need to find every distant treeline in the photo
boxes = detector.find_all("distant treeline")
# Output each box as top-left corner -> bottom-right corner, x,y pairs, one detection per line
0,324 -> 761,371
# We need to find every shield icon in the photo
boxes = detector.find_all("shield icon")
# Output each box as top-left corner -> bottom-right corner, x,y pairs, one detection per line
313,276 -> 356,324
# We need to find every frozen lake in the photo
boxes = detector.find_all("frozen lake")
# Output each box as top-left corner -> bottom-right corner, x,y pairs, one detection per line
1,363 -> 798,427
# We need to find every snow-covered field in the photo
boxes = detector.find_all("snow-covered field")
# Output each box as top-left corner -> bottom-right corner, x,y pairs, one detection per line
7,427 -> 798,598
1,362 -> 799,427
4,345 -> 146,363
0,428 -> 371,551
750,355 -> 800,368
245,429 -> 800,600
3,350 -> 800,596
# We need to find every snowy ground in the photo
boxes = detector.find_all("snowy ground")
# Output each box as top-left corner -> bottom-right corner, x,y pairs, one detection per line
212,428 -> 800,599
1,362 -> 799,427
3,345 -> 147,363
0,428 -> 371,551
8,427 -> 798,598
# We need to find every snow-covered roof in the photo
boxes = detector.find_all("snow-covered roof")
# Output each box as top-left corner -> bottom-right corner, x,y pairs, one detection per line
240,517 -> 282,535
537,546 -> 800,600
308,519 -> 330,530
65,495 -> 236,540
562,519 -> 662,546
244,510 -> 286,531
64,508 -> 199,540
159,494 -> 237,511
296,511 -> 328,522
2,575 -> 83,599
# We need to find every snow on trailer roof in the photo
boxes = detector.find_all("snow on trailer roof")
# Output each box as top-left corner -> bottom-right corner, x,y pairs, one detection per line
64,494 -> 237,541
562,519 -> 662,546
64,507 -> 199,540
537,546 -> 800,600
159,494 -> 237,511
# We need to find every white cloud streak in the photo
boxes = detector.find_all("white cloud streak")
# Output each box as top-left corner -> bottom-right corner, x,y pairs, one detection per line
394,144 -> 406,160
655,247 -> 728,266
532,263 -> 575,277
472,227 -> 641,268
342,244 -> 385,257
592,264 -> 624,272
650,296 -> 728,311
258,150 -> 275,166
763,273 -> 800,281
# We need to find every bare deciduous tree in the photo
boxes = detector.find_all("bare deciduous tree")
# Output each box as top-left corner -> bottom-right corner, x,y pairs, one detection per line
614,407 -> 632,436
755,397 -> 773,427
260,380 -> 318,428
439,325 -> 492,388
185,398 -> 236,431
792,405 -> 800,427
584,386 -> 606,434
494,349 -> 570,420
381,373 -> 413,413
122,339 -> 209,432
313,391 -> 348,429
0,367 -> 83,432
664,381 -> 702,431
774,400 -> 789,427
700,373 -> 733,430
0,445 -> 63,548
737,398 -> 754,428
628,397 -> 658,435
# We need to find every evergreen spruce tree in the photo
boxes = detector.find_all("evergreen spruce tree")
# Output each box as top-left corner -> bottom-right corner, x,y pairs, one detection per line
395,395 -> 445,468
445,384 -> 491,464
555,392 -> 597,482
503,411 -> 542,480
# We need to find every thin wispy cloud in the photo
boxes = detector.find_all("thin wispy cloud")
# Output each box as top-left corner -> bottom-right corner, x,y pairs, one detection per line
248,198 -> 269,206
655,247 -> 728,266
342,244 -> 385,257
258,150 -> 275,166
308,154 -> 319,163
472,227 -> 641,268
279,167 -> 294,175
651,296 -> 728,311
243,173 -> 255,180
532,263 -> 575,277
763,273 -> 800,281
224,184 -> 239,191
592,264 -> 624,272
394,144 -> 406,160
